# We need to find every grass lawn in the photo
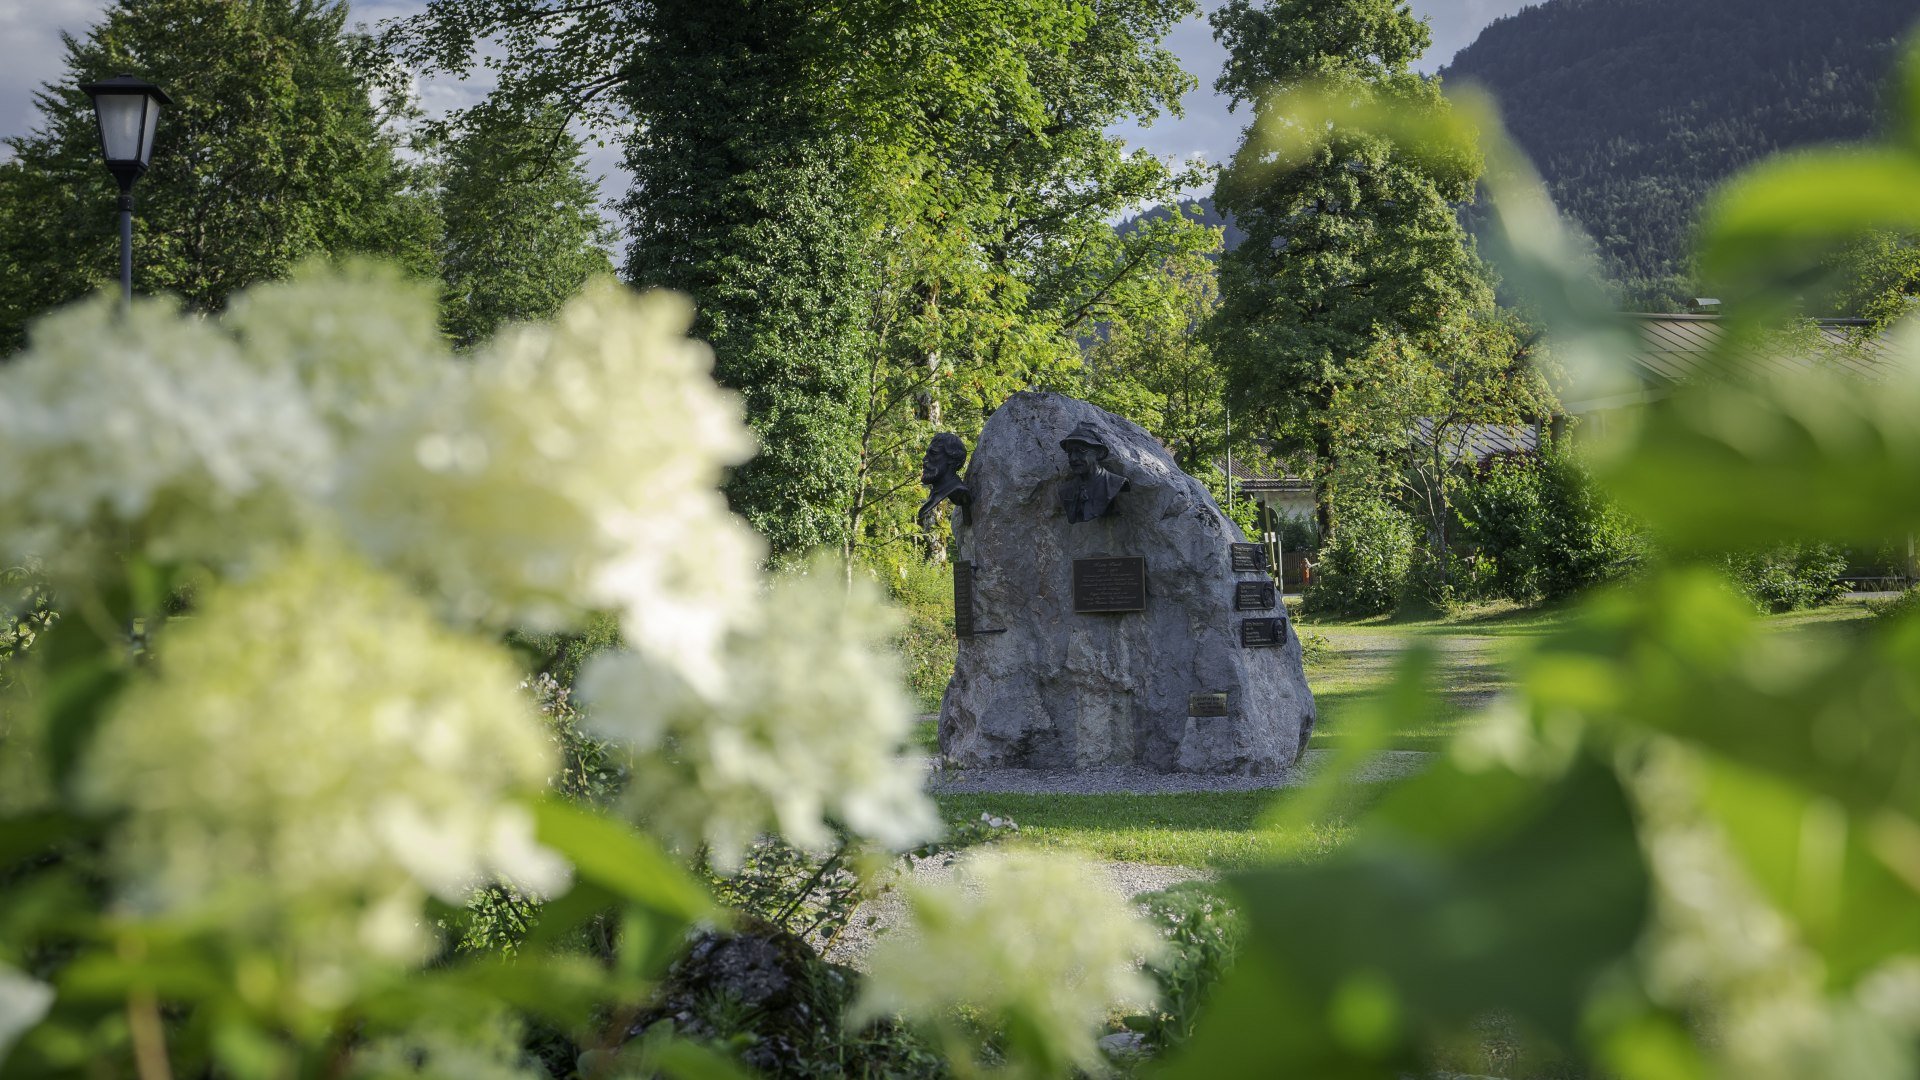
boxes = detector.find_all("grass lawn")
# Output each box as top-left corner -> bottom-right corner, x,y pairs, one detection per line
933,785 -> 1391,870
909,595 -> 1879,869
1297,600 -> 1570,751
1299,595 -> 1879,750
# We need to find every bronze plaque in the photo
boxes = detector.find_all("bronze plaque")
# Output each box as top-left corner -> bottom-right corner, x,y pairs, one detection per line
1188,692 -> 1230,717
1230,543 -> 1268,573
1241,617 -> 1287,648
954,561 -> 975,639
1072,556 -> 1147,613
1234,580 -> 1277,611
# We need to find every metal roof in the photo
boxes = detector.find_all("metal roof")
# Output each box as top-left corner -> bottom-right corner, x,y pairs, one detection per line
1622,313 -> 1895,386
1410,419 -> 1540,460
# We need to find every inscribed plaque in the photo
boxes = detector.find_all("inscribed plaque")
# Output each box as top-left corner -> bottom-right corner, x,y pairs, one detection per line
1240,617 -> 1287,648
1234,580 -> 1277,611
954,560 -> 975,639
1072,556 -> 1147,613
1230,543 -> 1268,573
1188,692 -> 1230,717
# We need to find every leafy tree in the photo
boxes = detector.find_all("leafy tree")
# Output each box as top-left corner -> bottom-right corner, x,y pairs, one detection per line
1208,0 -> 1491,539
618,0 -> 875,556
0,0 -> 437,353
437,104 -> 613,349
379,0 -> 1208,561
1082,221 -> 1230,474
1826,230 -> 1920,329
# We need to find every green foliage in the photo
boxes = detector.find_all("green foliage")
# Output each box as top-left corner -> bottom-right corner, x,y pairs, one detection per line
1825,230 -> 1920,328
0,565 -> 54,682
1302,496 -> 1415,617
1447,0 -> 1915,301
1869,585 -> 1920,620
0,0 -> 437,352
1455,442 -> 1641,605
1082,219 -> 1229,474
619,2 -> 874,555
437,104 -> 613,349
381,0 -> 1208,561
1158,31 -> 1920,1079
700,838 -> 872,956
1723,544 -> 1850,613
1132,884 -> 1247,1050
878,560 -> 957,714
1210,0 -> 1492,529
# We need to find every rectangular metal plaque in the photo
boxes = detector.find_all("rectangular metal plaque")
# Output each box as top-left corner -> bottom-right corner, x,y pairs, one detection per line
954,561 -> 975,639
1188,692 -> 1230,717
1230,543 -> 1268,573
1240,617 -> 1288,648
1234,580 -> 1277,611
1072,556 -> 1147,613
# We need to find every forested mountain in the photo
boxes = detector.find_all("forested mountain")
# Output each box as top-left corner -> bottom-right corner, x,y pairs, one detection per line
1443,0 -> 1914,307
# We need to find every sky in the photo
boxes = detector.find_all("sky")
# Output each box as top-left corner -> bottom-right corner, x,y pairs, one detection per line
0,0 -> 1536,208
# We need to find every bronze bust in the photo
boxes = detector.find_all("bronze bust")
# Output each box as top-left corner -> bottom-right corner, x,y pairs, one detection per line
1059,422 -> 1129,523
918,432 -> 973,527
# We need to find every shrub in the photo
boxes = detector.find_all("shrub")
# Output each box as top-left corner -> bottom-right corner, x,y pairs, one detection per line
1302,497 -> 1415,616
1456,441 -> 1640,605
882,558 -> 957,712
1724,543 -> 1849,613
1132,883 -> 1246,1049
1869,585 -> 1920,620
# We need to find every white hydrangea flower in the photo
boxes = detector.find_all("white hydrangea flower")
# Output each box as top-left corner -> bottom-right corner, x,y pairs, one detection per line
79,551 -> 566,983
0,294 -> 331,578
223,260 -> 449,436
336,281 -> 762,679
853,849 -> 1165,1074
579,563 -> 939,868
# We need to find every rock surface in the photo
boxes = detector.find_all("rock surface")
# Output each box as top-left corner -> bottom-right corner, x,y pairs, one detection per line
938,392 -> 1315,774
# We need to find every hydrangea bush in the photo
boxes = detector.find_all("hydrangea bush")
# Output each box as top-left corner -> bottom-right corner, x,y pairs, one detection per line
0,271 -> 1155,1076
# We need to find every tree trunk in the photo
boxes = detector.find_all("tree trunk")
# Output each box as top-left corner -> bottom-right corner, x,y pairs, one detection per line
1313,428 -> 1336,544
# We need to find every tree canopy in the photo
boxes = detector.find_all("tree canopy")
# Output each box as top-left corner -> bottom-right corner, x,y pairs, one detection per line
0,0 -> 436,353
1208,0 -> 1493,535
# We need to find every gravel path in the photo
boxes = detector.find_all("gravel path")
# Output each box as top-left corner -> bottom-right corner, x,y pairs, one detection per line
927,748 -> 1433,794
825,857 -> 1209,970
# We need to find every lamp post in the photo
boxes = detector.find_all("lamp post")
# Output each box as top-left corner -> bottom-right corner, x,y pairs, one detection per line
80,74 -> 171,304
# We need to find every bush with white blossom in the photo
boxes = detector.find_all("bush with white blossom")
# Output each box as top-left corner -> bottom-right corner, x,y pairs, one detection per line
855,849 -> 1166,1076
0,270 -> 1154,1077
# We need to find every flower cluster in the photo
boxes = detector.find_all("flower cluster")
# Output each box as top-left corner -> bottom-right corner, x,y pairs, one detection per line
0,295 -> 329,579
854,849 -> 1165,1074
334,284 -> 763,668
80,551 -> 564,994
581,562 -> 940,868
223,260 -> 447,437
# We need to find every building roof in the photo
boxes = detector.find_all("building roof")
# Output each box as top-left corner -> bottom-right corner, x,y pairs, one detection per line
1622,313 -> 1895,386
1410,419 -> 1540,459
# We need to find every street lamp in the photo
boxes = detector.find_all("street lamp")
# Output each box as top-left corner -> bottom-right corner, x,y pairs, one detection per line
80,74 -> 171,303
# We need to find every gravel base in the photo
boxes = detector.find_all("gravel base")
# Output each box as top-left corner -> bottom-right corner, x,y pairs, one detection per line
825,857 -> 1211,970
927,748 -> 1433,795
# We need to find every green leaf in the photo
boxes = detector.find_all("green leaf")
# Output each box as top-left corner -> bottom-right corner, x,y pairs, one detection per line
1896,36 -> 1920,157
531,799 -> 714,923
0,812 -> 97,872
1699,758 -> 1920,985
1599,371 -> 1920,549
1699,149 -> 1920,310
1172,757 -> 1649,1074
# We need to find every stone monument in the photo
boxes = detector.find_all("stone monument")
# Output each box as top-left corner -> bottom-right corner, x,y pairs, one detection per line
937,392 -> 1316,774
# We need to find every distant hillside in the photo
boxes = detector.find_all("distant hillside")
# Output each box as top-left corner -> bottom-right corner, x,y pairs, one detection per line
1444,0 -> 1913,306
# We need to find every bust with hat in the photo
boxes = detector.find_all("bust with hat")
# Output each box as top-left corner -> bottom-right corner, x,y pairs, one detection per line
1058,421 -> 1130,524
